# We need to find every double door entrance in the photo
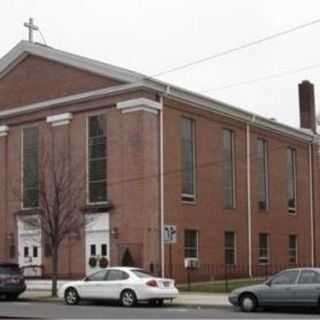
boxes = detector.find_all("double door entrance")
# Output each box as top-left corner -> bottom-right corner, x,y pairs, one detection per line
18,218 -> 42,277
85,213 -> 110,275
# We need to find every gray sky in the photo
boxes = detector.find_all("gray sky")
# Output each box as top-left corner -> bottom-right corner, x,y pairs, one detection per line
2,0 -> 320,128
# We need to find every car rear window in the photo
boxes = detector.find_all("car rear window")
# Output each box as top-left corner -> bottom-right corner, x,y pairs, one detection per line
131,270 -> 152,278
0,266 -> 22,275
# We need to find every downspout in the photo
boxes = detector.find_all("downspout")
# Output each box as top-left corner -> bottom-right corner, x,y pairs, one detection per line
247,117 -> 254,277
309,142 -> 315,266
159,95 -> 165,277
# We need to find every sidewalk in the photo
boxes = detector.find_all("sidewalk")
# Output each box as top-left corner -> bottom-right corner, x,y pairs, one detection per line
21,290 -> 230,308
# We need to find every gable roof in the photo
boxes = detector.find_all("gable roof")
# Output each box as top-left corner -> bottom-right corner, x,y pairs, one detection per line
0,41 -> 316,142
0,41 -> 144,83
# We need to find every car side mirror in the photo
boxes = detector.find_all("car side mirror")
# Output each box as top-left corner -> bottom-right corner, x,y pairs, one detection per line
266,279 -> 272,287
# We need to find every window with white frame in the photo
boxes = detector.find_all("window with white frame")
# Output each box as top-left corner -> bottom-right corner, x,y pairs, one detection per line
184,230 -> 198,258
224,231 -> 236,265
287,148 -> 297,214
88,114 -> 107,203
181,118 -> 196,201
258,233 -> 270,264
257,139 -> 268,211
223,129 -> 235,209
289,234 -> 298,264
23,127 -> 39,208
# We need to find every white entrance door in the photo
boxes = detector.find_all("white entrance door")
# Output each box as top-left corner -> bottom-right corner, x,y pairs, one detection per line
85,213 -> 110,275
18,218 -> 42,277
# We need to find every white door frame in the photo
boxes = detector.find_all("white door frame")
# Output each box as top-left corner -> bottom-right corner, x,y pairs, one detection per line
85,213 -> 110,275
17,216 -> 42,277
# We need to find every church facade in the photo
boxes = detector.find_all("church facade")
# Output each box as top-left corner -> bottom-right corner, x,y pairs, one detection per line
0,41 -> 319,281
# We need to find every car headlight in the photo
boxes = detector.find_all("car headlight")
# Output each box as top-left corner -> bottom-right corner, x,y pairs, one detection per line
230,289 -> 241,297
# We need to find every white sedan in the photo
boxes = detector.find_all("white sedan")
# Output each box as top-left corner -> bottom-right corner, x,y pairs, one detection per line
59,267 -> 179,307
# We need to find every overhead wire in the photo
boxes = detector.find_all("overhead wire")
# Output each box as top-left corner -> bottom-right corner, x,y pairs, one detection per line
144,17 -> 320,80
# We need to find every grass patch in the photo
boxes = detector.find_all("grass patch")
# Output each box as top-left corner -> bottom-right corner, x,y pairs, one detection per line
178,278 -> 265,293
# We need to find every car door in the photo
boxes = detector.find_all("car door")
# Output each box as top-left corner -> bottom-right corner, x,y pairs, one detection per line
100,269 -> 130,300
259,270 -> 299,306
295,270 -> 320,306
77,270 -> 108,299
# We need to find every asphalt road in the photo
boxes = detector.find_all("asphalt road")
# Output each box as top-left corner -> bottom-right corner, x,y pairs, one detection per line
0,300 -> 320,319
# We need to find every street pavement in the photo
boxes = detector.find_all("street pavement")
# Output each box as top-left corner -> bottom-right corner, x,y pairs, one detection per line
0,299 -> 319,319
0,292 -> 316,319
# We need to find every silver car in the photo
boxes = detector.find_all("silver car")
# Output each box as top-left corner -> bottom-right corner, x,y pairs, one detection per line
229,268 -> 320,312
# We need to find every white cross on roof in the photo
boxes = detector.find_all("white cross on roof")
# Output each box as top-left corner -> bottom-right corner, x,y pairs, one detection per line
24,18 -> 39,43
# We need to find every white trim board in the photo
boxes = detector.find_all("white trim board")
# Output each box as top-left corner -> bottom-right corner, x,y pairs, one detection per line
117,98 -> 162,114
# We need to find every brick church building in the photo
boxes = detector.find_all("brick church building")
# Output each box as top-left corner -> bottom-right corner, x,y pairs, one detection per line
0,40 -> 319,281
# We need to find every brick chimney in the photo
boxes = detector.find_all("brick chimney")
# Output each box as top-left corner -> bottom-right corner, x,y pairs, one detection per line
299,80 -> 316,133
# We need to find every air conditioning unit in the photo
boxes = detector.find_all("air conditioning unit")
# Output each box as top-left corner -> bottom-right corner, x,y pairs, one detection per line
184,258 -> 200,269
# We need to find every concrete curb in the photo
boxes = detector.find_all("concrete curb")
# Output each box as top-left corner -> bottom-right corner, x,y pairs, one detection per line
20,295 -> 231,309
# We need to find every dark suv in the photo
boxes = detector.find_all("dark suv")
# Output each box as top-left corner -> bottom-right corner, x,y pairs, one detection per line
0,263 -> 26,300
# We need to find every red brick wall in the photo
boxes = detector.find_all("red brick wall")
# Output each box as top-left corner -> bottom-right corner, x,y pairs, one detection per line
0,55 -> 122,110
163,97 -> 315,282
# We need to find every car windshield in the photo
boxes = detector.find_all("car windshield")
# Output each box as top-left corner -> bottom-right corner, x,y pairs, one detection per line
131,269 -> 153,278
0,266 -> 22,275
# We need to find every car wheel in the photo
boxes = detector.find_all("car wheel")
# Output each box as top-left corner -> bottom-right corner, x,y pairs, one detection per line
149,299 -> 164,307
239,293 -> 257,312
120,289 -> 137,307
64,288 -> 80,305
6,294 -> 19,301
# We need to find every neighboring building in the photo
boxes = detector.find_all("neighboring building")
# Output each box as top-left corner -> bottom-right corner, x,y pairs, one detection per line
0,40 -> 319,281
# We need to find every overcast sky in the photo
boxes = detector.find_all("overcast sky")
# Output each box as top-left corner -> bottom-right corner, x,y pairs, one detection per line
1,0 -> 320,128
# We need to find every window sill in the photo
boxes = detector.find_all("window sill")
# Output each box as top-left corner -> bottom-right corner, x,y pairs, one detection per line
181,200 -> 197,206
82,202 -> 114,214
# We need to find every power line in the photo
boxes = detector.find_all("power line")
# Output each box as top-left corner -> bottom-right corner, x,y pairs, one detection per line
38,29 -> 48,46
201,63 -> 320,93
145,17 -> 320,80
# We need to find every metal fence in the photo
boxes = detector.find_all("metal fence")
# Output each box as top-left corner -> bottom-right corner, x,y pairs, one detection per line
165,263 -> 318,291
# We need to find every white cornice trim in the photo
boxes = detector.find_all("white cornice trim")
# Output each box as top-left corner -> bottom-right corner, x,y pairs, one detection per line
117,98 -> 162,114
0,83 -> 140,118
140,80 -> 315,142
0,125 -> 9,137
47,112 -> 73,126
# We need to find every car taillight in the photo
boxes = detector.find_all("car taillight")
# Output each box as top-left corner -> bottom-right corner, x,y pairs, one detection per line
146,279 -> 158,287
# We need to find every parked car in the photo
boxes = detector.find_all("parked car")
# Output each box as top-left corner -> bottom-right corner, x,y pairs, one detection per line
0,263 -> 26,300
59,267 -> 179,307
229,268 -> 320,312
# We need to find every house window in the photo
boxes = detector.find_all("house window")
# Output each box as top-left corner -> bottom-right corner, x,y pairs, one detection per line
184,230 -> 198,258
90,244 -> 96,256
258,233 -> 270,264
101,244 -> 107,256
24,247 -> 29,258
88,114 -> 107,203
287,148 -> 297,214
23,127 -> 39,208
181,118 -> 196,201
224,231 -> 236,265
223,129 -> 235,208
289,235 -> 298,264
257,139 -> 268,211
